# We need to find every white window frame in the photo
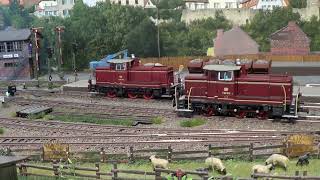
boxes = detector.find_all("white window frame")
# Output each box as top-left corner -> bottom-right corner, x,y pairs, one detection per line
115,63 -> 126,71
218,71 -> 233,81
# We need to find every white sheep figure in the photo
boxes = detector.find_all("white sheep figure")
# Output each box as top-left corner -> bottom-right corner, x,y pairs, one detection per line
149,155 -> 169,169
252,164 -> 274,174
265,154 -> 289,170
205,157 -> 227,175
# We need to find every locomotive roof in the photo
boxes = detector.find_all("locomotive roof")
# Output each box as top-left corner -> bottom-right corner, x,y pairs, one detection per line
203,65 -> 241,71
108,59 -> 134,63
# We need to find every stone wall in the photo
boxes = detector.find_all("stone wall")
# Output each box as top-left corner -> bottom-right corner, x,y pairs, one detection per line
181,0 -> 320,25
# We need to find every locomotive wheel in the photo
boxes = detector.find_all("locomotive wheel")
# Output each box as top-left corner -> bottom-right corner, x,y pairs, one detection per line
203,107 -> 214,117
106,91 -> 116,98
127,92 -> 138,99
257,111 -> 268,120
143,91 -> 153,100
236,111 -> 246,119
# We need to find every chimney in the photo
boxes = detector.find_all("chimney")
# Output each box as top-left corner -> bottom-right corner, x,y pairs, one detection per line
288,21 -> 296,26
217,29 -> 224,38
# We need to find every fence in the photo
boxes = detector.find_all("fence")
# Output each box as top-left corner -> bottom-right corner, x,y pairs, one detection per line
140,54 -> 320,70
251,170 -> 320,180
127,142 -> 319,163
17,161 -> 209,180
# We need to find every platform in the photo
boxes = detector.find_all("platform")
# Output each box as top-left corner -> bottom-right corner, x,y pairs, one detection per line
16,106 -> 53,118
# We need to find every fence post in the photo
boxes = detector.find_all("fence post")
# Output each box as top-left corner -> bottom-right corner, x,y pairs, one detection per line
168,146 -> 172,163
318,143 -> 320,159
295,171 -> 299,180
100,148 -> 105,163
249,143 -> 254,162
112,163 -> 118,180
52,160 -> 59,177
155,169 -> 161,180
252,169 -> 257,180
129,146 -> 134,163
95,163 -> 100,179
208,144 -> 212,157
303,171 -> 307,176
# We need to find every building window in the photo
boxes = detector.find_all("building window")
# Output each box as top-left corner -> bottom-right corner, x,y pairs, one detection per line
218,71 -> 233,81
63,10 -> 69,16
214,3 -> 220,8
135,0 -> 138,4
118,0 -> 121,5
4,62 -> 18,67
14,41 -> 22,51
6,42 -> 14,52
126,0 -> 129,5
225,2 -> 233,8
0,42 -> 5,52
62,0 -> 66,5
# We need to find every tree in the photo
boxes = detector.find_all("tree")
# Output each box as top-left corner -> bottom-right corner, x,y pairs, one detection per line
289,0 -> 307,8
243,7 -> 301,51
126,18 -> 158,57
301,16 -> 320,51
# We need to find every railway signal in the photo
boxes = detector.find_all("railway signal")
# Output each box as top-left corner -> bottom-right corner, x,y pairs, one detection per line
30,27 -> 43,76
55,26 -> 65,80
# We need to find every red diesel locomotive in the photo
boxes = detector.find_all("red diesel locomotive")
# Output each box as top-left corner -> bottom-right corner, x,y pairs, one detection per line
88,58 -> 175,99
174,64 -> 304,120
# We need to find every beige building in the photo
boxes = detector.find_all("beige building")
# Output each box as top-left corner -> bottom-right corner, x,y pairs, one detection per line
34,0 -> 74,17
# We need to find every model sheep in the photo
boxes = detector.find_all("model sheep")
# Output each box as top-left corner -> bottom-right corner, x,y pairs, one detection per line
252,164 -> 274,174
205,157 -> 227,175
296,153 -> 311,166
149,155 -> 169,169
265,154 -> 289,170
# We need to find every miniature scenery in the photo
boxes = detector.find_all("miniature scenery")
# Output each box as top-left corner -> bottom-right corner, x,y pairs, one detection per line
0,0 -> 320,179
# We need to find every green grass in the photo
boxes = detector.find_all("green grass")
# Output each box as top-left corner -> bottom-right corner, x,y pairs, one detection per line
23,159 -> 320,179
152,116 -> 164,124
53,114 -> 134,126
180,118 -> 207,127
0,128 -> 4,134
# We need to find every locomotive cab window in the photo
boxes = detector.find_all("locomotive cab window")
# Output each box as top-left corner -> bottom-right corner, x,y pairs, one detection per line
115,63 -> 126,71
218,71 -> 233,81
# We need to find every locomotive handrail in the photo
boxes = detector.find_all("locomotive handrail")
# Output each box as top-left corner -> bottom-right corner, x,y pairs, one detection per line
174,86 -> 178,110
282,85 -> 287,112
188,87 -> 194,110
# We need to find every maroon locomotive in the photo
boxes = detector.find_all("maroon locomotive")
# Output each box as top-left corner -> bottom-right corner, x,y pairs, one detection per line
174,64 -> 304,120
88,58 -> 175,99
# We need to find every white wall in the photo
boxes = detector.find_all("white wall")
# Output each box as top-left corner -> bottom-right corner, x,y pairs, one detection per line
208,0 -> 241,9
256,0 -> 285,10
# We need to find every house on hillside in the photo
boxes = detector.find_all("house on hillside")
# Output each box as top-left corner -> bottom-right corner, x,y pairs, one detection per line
241,0 -> 289,10
185,0 -> 241,10
34,0 -> 74,17
214,26 -> 259,57
109,0 -> 156,8
0,28 -> 35,80
270,21 -> 310,55
0,0 -> 41,7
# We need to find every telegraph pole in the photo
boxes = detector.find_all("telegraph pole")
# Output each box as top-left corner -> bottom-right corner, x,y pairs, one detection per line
31,27 -> 43,87
156,0 -> 161,59
55,26 -> 65,80
72,42 -> 78,82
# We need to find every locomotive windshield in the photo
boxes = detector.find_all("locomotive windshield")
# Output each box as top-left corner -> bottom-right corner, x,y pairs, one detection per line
115,63 -> 126,70
218,71 -> 233,81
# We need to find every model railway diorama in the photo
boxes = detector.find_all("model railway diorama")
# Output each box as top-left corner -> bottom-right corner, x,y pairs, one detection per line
88,57 -> 308,121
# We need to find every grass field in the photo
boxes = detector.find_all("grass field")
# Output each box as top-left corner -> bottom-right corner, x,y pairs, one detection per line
24,158 -> 320,179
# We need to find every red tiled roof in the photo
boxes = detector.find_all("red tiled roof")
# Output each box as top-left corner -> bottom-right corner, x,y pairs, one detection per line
214,26 -> 259,57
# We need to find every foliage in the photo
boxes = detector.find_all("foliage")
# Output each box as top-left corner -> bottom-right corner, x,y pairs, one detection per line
0,127 -> 4,134
300,16 -> 320,51
289,0 -> 307,8
53,114 -> 134,126
151,116 -> 164,124
242,7 -> 301,51
180,118 -> 206,127
0,148 -> 12,156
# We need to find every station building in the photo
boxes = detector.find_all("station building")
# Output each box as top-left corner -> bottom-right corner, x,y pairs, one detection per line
0,28 -> 34,80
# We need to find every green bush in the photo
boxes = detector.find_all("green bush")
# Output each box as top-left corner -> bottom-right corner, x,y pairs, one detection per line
180,118 -> 207,127
0,128 -> 4,134
152,117 -> 164,124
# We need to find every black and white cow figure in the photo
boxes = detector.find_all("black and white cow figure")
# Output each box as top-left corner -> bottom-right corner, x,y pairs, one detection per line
296,153 -> 311,166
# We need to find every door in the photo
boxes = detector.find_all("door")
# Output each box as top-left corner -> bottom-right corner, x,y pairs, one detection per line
115,63 -> 128,84
216,71 -> 235,100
